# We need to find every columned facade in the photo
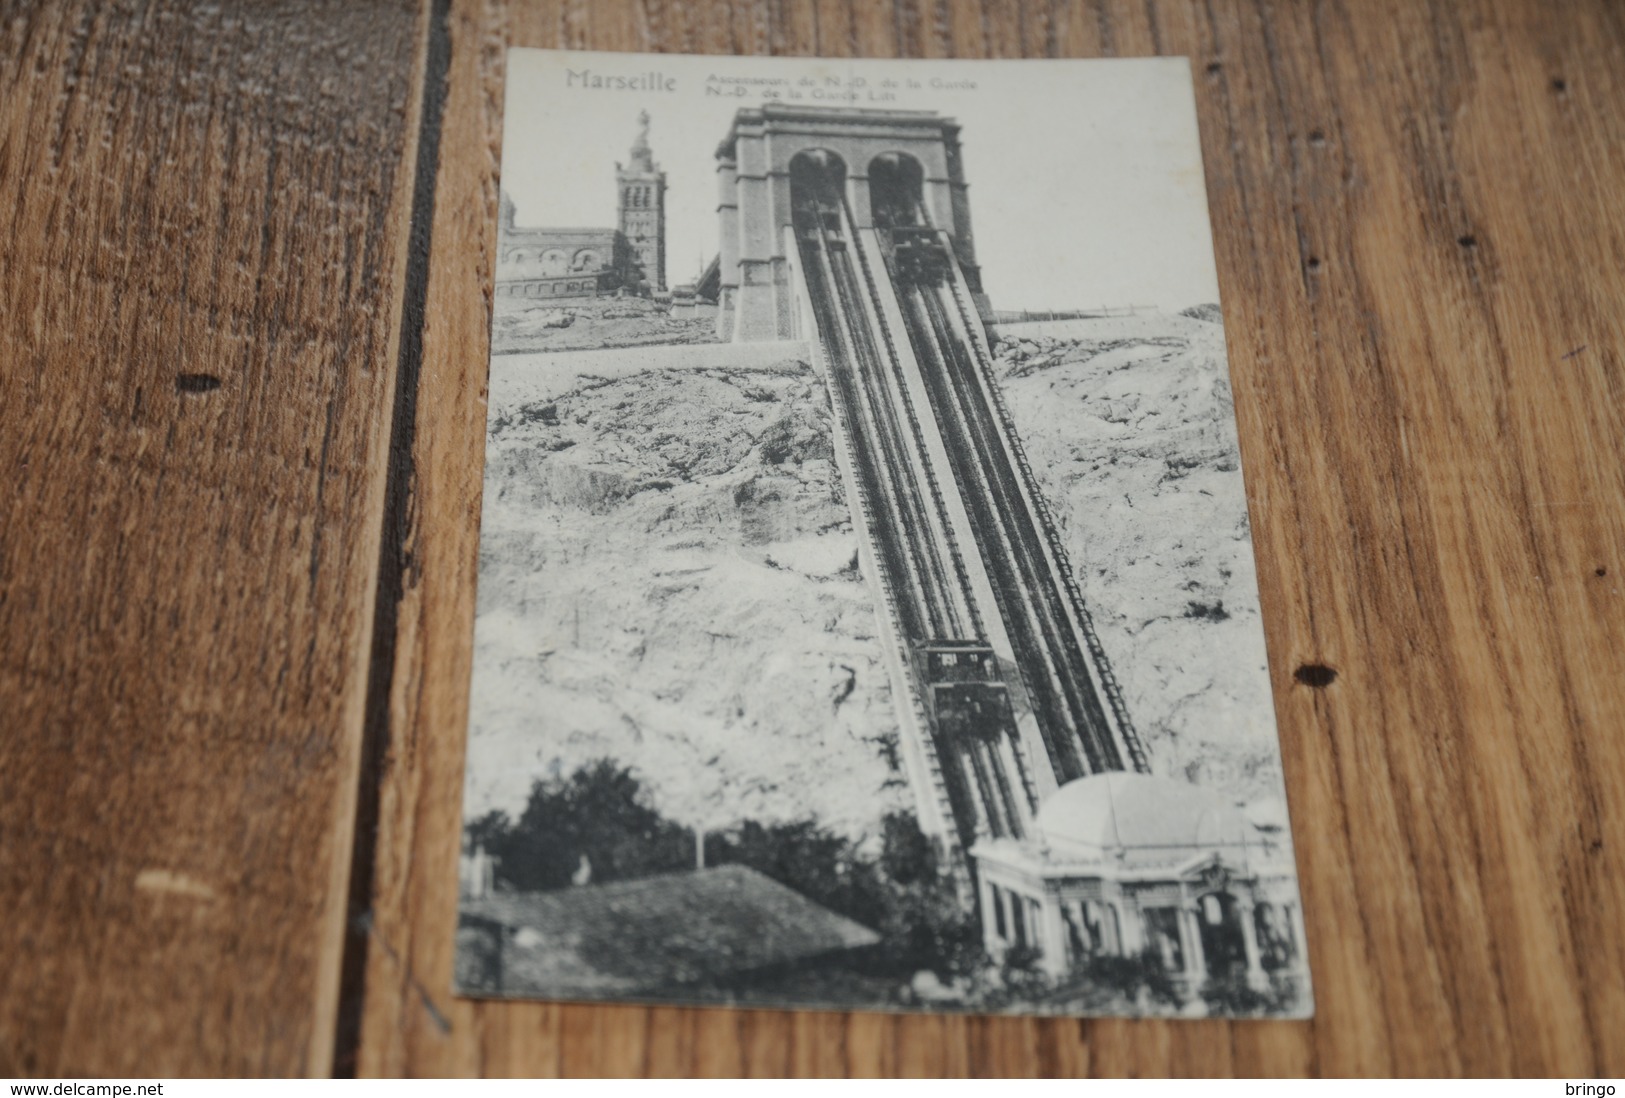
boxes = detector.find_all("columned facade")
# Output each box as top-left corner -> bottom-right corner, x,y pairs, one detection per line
972,773 -> 1308,1002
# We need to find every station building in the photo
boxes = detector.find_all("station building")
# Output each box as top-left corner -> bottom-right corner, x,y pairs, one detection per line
971,772 -> 1308,992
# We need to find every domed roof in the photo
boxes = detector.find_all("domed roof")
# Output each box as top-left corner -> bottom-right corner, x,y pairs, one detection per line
1035,773 -> 1250,865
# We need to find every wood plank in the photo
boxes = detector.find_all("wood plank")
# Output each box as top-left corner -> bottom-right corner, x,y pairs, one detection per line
0,0 -> 430,1076
353,0 -> 1625,1077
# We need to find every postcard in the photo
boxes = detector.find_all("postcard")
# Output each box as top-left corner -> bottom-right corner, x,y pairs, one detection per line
455,48 -> 1311,1019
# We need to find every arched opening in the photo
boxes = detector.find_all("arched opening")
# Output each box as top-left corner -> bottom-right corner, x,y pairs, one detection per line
868,152 -> 926,229
1143,907 -> 1184,972
1009,890 -> 1029,949
1253,901 -> 1296,971
871,152 -> 949,285
572,248 -> 601,272
789,149 -> 848,243
1081,901 -> 1102,953
1061,903 -> 1087,966
1197,890 -> 1249,978
541,249 -> 568,276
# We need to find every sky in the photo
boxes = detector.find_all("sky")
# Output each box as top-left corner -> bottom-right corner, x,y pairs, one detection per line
500,51 -> 1222,314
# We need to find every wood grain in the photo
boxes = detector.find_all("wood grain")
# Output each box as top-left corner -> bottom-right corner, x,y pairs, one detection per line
3,0 -> 1623,1079
0,0 -> 430,1077
349,0 -> 1625,1078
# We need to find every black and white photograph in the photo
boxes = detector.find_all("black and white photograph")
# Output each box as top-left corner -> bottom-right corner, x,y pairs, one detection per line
457,48 -> 1311,1020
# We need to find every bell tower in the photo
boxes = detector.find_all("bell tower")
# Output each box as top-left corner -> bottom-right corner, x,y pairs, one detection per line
616,111 -> 667,292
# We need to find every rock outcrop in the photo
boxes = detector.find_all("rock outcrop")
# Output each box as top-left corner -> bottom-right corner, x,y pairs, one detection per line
468,309 -> 1289,841
993,311 -> 1284,803
492,295 -> 718,355
467,360 -> 912,839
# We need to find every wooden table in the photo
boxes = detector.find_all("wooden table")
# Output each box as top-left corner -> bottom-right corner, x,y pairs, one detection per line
3,0 -> 1622,1078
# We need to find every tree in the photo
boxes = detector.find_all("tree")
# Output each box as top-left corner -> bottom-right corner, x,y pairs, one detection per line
705,811 -> 981,981
467,760 -> 990,993
478,759 -> 693,892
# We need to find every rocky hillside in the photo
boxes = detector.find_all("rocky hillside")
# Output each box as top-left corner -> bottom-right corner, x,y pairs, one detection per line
466,358 -> 914,840
992,311 -> 1286,804
492,295 -> 718,355
467,310 -> 1291,841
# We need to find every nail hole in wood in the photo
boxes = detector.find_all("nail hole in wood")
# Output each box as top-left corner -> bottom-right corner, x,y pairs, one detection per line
1294,664 -> 1337,688
1206,62 -> 1222,76
1306,257 -> 1321,272
176,373 -> 222,394
1551,77 -> 1567,93
1596,567 -> 1607,578
1308,129 -> 1326,147
1457,234 -> 1477,249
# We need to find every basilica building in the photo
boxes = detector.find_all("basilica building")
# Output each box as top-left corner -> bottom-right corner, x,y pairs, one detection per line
495,113 -> 667,299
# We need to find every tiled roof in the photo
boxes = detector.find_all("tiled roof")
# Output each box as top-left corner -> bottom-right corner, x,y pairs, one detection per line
460,864 -> 880,996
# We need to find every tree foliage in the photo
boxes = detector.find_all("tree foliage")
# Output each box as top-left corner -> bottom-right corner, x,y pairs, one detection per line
470,759 -> 981,983
468,759 -> 693,892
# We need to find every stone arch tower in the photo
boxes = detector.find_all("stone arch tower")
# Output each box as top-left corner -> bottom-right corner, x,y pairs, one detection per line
714,105 -> 988,341
617,110 -> 667,292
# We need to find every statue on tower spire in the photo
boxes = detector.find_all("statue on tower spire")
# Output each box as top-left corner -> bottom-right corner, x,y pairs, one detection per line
629,110 -> 654,170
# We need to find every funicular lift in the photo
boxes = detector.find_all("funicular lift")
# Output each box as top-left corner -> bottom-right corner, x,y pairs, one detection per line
886,226 -> 954,287
792,171 -> 846,251
914,639 -> 1027,842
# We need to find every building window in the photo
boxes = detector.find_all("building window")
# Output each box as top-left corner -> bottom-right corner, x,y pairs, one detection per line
1061,904 -> 1086,965
991,885 -> 1007,941
1255,902 -> 1297,971
1010,894 -> 1028,948
1144,908 -> 1184,972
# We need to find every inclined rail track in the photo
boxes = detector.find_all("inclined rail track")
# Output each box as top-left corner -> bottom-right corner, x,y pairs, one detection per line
792,170 -> 1150,857
937,269 -> 1148,774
